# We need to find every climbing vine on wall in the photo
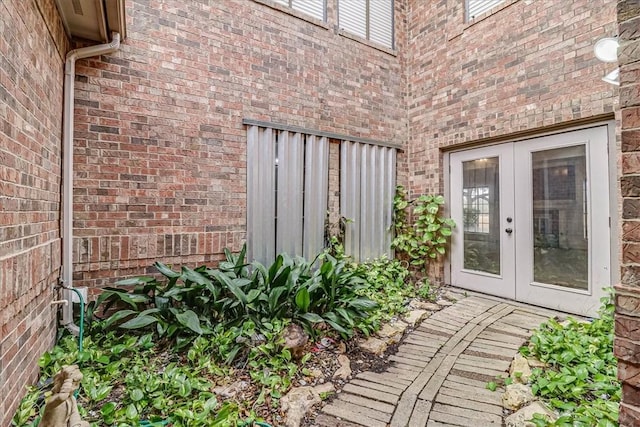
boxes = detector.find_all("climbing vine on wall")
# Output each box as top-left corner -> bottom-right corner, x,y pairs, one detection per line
392,186 -> 455,271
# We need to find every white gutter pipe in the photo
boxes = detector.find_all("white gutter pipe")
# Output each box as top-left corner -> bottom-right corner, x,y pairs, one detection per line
61,32 -> 121,333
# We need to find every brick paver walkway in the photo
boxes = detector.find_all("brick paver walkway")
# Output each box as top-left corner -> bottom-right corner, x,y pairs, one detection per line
314,294 -> 553,427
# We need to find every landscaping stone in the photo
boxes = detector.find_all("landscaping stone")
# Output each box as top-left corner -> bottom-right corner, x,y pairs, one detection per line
505,401 -> 557,427
526,357 -> 547,369
443,290 -> 464,301
282,383 -> 335,427
358,337 -> 388,355
502,383 -> 535,410
402,309 -> 429,327
409,299 -> 441,311
509,354 -> 532,383
334,355 -> 352,380
376,320 -> 408,344
212,380 -> 249,398
436,299 -> 454,307
283,323 -> 309,360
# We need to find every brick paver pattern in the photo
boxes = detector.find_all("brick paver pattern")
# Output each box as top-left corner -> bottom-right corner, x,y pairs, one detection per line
314,295 -> 551,426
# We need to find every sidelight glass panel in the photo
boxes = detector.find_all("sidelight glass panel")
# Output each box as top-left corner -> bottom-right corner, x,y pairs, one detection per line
463,157 -> 500,275
531,145 -> 588,290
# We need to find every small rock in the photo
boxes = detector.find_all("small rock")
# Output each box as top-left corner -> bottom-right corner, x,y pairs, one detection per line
436,299 -> 454,307
333,355 -> 352,380
212,380 -> 248,398
283,323 -> 309,360
443,290 -> 463,301
502,383 -> 534,410
336,341 -> 347,354
505,401 -> 557,427
376,321 -> 408,344
509,354 -> 532,383
314,382 -> 335,395
308,368 -> 324,378
402,309 -> 429,327
358,337 -> 388,355
526,357 -> 547,369
409,299 -> 441,311
281,383 -> 335,427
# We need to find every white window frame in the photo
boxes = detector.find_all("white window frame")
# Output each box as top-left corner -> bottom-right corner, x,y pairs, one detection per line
465,0 -> 506,22
338,0 -> 394,49
272,0 -> 326,22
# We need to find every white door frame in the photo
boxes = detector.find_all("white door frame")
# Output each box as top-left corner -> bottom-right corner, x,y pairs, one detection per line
444,122 -> 618,316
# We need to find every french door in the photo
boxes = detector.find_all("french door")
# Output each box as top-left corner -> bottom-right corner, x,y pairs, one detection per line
449,126 -> 611,317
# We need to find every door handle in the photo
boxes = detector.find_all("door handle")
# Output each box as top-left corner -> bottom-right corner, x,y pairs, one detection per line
505,228 -> 513,235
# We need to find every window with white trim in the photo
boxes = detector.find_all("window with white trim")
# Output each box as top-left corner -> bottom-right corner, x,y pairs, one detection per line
338,0 -> 394,49
466,0 -> 505,21
272,0 -> 326,21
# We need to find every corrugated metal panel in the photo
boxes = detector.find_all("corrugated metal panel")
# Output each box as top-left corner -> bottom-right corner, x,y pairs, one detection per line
247,126 -> 276,264
360,144 -> 373,261
369,0 -> 393,48
272,0 -> 289,6
383,148 -> 396,257
371,146 -> 384,258
341,141 -> 362,261
467,0 -> 505,20
276,131 -> 304,256
338,0 -> 367,39
292,0 -> 325,21
303,135 -> 329,260
340,142 -> 397,261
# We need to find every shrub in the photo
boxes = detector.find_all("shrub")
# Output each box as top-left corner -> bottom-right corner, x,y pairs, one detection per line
524,293 -> 620,427
92,246 -> 378,351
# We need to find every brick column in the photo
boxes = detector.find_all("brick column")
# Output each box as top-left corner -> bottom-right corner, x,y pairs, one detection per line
616,1 -> 640,425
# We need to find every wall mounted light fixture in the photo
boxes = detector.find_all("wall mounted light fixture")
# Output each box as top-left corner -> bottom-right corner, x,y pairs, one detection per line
594,37 -> 619,85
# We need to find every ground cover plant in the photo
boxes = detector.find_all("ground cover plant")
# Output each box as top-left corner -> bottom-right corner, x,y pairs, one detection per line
522,294 -> 620,427
13,247 -> 422,426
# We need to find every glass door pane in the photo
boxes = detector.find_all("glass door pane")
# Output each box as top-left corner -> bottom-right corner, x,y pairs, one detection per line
531,145 -> 587,290
462,157 -> 500,275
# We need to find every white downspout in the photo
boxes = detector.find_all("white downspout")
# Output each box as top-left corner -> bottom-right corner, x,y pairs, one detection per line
61,32 -> 121,333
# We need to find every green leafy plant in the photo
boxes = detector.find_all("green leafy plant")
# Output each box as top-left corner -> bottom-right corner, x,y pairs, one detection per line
523,292 -> 619,426
351,256 -> 414,334
392,186 -> 455,270
94,246 -> 378,349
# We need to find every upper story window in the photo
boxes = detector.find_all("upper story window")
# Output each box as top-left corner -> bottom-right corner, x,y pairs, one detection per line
466,0 -> 505,21
338,0 -> 394,49
273,0 -> 326,21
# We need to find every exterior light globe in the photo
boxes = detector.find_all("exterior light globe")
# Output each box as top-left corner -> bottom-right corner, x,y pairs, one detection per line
594,37 -> 619,63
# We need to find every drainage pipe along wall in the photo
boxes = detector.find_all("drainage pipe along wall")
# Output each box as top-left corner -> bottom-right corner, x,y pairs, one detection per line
61,32 -> 121,333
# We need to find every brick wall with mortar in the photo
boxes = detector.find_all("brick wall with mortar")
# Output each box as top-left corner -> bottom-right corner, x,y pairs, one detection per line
406,0 -> 618,283
0,0 -> 70,422
406,0 -> 618,197
615,1 -> 640,425
72,0 -> 408,290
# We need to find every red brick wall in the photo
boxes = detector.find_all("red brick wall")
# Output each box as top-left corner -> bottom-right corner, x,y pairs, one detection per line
0,0 -> 69,422
406,0 -> 618,197
71,0 -> 407,289
615,1 -> 640,425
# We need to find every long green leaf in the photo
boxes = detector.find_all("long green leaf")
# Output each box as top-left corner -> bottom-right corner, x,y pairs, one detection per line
120,314 -> 158,329
300,312 -> 324,323
180,266 -> 211,286
348,298 -> 379,311
269,287 -> 287,313
154,262 -> 180,279
210,270 -> 247,304
103,309 -> 137,328
173,309 -> 204,334
295,288 -> 310,313
268,255 -> 284,283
